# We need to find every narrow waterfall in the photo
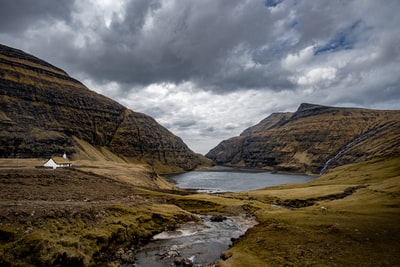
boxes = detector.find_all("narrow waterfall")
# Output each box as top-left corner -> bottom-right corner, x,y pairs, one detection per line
319,129 -> 376,174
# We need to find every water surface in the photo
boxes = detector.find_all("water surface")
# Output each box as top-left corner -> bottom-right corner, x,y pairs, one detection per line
168,166 -> 315,193
130,167 -> 315,266
132,215 -> 256,267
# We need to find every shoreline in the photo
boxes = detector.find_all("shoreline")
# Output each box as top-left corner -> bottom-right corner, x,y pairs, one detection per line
1,156 -> 399,266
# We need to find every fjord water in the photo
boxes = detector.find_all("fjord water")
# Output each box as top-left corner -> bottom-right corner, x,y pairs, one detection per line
168,166 -> 316,193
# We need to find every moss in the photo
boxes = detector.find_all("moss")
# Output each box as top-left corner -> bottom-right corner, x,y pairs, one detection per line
0,204 -> 197,266
217,156 -> 400,267
170,198 -> 225,213
2,156 -> 398,266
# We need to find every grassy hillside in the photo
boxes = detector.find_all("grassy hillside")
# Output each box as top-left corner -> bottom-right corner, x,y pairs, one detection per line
217,155 -> 400,266
0,155 -> 399,266
207,103 -> 400,174
0,43 -> 211,172
0,160 -> 197,266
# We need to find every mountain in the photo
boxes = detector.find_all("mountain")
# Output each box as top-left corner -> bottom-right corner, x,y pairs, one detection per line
206,103 -> 400,174
0,44 -> 210,172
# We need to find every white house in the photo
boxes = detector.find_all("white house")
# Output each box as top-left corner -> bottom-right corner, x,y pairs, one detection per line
43,153 -> 72,169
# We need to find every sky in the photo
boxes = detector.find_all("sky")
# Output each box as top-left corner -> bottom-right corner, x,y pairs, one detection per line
1,0 -> 399,154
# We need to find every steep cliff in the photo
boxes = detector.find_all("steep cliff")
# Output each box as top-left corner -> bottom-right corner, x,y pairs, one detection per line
206,103 -> 400,174
0,44 -> 210,172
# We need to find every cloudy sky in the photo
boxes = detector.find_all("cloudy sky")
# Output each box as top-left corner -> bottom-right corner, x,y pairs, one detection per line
1,0 -> 399,154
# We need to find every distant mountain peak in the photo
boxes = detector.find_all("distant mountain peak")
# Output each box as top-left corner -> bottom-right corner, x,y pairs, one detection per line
206,103 -> 400,174
296,103 -> 326,111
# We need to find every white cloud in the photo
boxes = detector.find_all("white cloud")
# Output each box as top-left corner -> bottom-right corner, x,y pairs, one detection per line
105,83 -> 297,153
282,45 -> 314,71
297,67 -> 337,86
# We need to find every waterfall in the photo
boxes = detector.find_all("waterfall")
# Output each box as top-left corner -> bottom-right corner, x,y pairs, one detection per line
319,129 -> 376,174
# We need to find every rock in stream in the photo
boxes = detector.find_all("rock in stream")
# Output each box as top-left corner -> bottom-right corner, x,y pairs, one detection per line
127,214 -> 257,267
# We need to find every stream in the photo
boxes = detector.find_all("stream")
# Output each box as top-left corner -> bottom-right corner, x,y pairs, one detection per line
126,129 -> 377,265
319,129 -> 376,174
129,214 -> 257,267
127,168 -> 314,266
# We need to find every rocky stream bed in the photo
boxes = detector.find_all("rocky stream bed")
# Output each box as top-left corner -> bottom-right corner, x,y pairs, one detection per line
127,214 -> 257,267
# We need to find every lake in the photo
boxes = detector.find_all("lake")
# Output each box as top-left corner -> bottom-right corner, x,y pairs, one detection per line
167,166 -> 316,193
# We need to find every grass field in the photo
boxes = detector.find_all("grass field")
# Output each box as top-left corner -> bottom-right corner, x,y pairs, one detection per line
0,156 -> 399,266
216,156 -> 400,266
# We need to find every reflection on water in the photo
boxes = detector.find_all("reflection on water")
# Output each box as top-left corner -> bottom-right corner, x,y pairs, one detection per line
168,166 -> 316,193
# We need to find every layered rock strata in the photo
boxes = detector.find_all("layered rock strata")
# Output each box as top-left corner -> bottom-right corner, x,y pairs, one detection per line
0,44 -> 209,172
206,103 -> 400,173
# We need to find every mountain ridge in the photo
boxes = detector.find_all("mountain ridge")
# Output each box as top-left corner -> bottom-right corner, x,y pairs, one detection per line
0,43 -> 210,172
206,103 -> 400,173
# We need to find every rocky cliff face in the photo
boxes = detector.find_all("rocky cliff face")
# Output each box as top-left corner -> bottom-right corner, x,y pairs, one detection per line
0,44 -> 210,172
206,103 -> 400,174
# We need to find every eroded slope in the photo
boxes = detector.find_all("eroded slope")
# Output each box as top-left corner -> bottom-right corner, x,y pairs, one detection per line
207,103 -> 400,173
0,44 -> 210,172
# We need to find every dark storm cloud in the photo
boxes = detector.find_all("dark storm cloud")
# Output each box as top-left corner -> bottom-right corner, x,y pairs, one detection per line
2,0 -> 399,97
1,0 -> 400,153
54,0 -> 294,91
0,0 -> 75,33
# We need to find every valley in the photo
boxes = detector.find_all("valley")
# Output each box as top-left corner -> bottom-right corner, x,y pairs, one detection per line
0,43 -> 399,266
0,156 -> 399,266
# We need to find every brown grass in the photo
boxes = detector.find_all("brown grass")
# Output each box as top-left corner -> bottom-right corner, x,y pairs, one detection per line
0,62 -> 78,88
217,156 -> 400,266
0,54 -> 67,76
0,156 -> 399,266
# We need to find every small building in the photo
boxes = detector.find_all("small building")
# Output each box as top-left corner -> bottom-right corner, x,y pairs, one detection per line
43,153 -> 72,169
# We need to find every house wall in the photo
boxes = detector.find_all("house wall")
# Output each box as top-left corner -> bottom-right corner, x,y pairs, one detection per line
58,163 -> 72,167
43,159 -> 57,169
43,159 -> 72,169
